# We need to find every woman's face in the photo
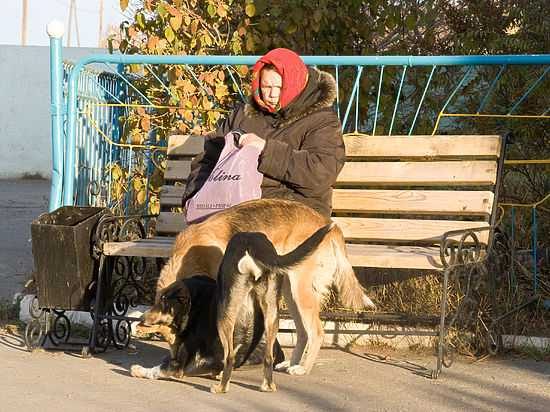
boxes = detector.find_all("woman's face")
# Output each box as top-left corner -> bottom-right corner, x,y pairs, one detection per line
260,68 -> 282,109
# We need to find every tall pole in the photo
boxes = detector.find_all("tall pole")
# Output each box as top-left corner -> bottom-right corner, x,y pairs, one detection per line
98,0 -> 104,47
47,21 -> 65,211
74,0 -> 81,47
21,0 -> 28,46
67,0 -> 73,47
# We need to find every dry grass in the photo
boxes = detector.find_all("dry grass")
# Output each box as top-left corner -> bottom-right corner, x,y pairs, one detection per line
321,261 -> 549,359
0,298 -> 22,334
0,299 -> 17,323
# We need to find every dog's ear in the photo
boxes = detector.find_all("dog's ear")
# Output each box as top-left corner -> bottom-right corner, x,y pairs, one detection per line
175,285 -> 192,331
175,285 -> 191,309
161,280 -> 182,299
164,281 -> 191,305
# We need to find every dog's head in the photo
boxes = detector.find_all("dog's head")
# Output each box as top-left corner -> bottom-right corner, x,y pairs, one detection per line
138,279 -> 192,337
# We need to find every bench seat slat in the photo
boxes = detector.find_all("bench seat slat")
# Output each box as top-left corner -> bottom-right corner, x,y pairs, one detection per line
103,237 -> 453,271
103,237 -> 174,257
343,135 -> 502,159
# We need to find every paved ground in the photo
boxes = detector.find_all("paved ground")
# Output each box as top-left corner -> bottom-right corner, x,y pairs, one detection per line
1,179 -> 549,411
0,179 -> 50,300
0,331 -> 549,412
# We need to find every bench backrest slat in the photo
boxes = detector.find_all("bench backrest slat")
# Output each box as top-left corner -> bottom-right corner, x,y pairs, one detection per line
157,211 -> 187,235
338,160 -> 497,186
332,217 -> 490,244
164,161 -> 192,182
344,135 -> 501,159
164,159 -> 498,186
167,135 -> 205,156
332,189 -> 494,216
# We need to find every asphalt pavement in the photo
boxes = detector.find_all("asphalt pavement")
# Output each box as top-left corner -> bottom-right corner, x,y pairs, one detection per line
0,179 -> 50,300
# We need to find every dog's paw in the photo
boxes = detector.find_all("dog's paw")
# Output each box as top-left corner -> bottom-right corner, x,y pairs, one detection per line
260,380 -> 277,392
210,383 -> 228,394
274,360 -> 290,372
130,364 -> 160,379
286,365 -> 307,376
130,364 -> 145,378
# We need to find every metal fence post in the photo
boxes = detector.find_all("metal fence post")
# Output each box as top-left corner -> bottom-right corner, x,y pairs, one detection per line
47,20 -> 65,211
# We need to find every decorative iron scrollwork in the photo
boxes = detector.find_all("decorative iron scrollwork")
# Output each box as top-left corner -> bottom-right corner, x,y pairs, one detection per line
24,296 -> 48,351
439,227 -> 490,269
49,309 -> 71,346
91,213 -> 150,259
88,213 -> 159,353
23,297 -> 75,350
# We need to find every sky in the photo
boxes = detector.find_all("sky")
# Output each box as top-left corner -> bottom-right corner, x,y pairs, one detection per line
1,0 -> 133,47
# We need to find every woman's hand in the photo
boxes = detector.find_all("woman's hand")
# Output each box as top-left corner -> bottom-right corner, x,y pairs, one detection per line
238,133 -> 266,152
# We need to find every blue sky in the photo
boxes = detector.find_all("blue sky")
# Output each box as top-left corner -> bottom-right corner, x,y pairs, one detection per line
1,0 -> 131,47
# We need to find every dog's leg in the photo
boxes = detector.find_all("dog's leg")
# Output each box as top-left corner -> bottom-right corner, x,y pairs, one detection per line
275,277 -> 307,372
211,315 -> 237,394
259,280 -> 279,392
287,265 -> 324,376
211,287 -> 247,394
294,306 -> 324,375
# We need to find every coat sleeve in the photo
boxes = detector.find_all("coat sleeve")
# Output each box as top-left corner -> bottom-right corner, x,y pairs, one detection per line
181,106 -> 243,204
257,112 -> 345,197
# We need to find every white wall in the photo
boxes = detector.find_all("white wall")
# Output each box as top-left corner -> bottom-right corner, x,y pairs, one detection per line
0,45 -> 104,179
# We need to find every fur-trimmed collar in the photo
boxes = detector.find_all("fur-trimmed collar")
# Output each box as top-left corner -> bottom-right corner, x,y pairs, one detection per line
244,67 -> 337,128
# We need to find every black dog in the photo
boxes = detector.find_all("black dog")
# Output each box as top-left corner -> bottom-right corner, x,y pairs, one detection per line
211,223 -> 335,394
131,275 -> 284,380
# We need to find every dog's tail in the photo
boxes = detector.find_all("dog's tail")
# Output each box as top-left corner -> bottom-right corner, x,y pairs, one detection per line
331,226 -> 376,311
276,223 -> 336,269
243,223 -> 335,276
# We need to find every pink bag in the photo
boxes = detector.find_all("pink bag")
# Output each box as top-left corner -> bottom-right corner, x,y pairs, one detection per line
185,131 -> 263,223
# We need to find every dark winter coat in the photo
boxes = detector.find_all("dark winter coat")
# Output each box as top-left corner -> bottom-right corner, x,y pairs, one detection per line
182,67 -> 345,217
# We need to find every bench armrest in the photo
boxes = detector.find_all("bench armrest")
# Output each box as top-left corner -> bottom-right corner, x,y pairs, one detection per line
438,226 -> 492,269
92,214 -> 156,258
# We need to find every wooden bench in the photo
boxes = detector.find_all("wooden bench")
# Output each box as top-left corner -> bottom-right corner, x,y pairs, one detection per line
97,133 -> 505,377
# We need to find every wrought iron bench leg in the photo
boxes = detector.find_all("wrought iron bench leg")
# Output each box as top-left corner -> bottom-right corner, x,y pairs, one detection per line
434,267 -> 450,379
88,254 -> 107,354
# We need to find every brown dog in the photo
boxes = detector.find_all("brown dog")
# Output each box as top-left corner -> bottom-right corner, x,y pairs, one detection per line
150,199 -> 375,375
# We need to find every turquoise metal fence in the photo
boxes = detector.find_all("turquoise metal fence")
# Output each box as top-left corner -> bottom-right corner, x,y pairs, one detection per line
53,52 -> 550,210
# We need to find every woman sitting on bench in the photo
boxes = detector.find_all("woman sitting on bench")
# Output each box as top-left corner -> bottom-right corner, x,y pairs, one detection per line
182,48 -> 345,218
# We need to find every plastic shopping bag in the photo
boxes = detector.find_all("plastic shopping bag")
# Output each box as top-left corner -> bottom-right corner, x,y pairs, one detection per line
185,130 -> 263,223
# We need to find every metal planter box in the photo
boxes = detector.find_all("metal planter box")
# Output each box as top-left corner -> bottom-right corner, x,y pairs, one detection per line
31,206 -> 108,310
